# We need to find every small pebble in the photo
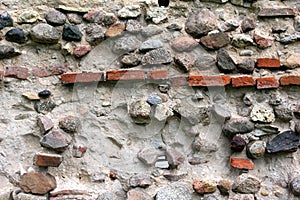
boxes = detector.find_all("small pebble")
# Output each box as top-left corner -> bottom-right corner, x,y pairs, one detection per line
38,90 -> 52,98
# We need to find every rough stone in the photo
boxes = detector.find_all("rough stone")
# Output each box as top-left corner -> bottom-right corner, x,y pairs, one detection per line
105,23 -> 126,37
231,135 -> 246,152
295,105 -> 300,119
137,148 -> 159,165
223,117 -> 254,137
31,23 -> 60,44
34,101 -> 56,114
0,11 -> 13,28
121,53 -> 141,67
266,130 -> 299,153
237,58 -> 255,73
258,8 -> 295,17
147,94 -> 162,105
217,49 -> 236,72
40,129 -> 71,152
232,34 -> 254,48
16,193 -> 48,200
73,45 -> 91,58
96,192 -> 122,200
129,174 -> 152,188
141,24 -> 163,37
218,179 -> 231,195
290,177 -> 300,196
20,172 -> 56,195
141,48 -> 172,65
282,53 -> 300,69
239,50 -> 253,56
163,173 -> 187,181
112,35 -> 141,54
118,5 -> 141,18
37,115 -> 54,133
250,104 -> 275,123
200,32 -> 230,50
232,174 -> 261,194
218,19 -> 239,32
129,100 -> 151,124
84,11 -> 117,26
174,53 -> 194,72
171,36 -> 198,52
67,13 -> 82,24
0,45 -> 21,59
62,24 -> 82,41
279,33 -> 300,44
59,115 -> 80,133
45,10 -> 66,26
212,104 -> 231,123
18,11 -> 40,24
167,23 -> 182,31
127,188 -> 152,200
146,7 -> 168,24
193,54 -> 216,71
253,31 -> 274,49
126,19 -> 142,32
274,104 -> 293,122
155,183 -> 192,200
85,24 -> 105,45
166,148 -> 185,169
247,140 -> 265,159
72,144 -> 87,158
185,8 -> 218,38
255,124 -> 279,134
193,180 -> 217,195
33,152 -> 63,167
139,39 -> 164,52
154,103 -> 173,121
241,17 -> 255,32
5,28 -> 27,44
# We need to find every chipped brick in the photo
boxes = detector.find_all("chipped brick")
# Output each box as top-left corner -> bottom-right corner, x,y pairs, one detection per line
32,65 -> 69,78
230,157 -> 254,170
231,76 -> 255,87
5,66 -> 28,80
146,70 -> 168,80
280,75 -> 300,86
189,75 -> 231,87
61,72 -> 104,83
170,76 -> 188,87
34,153 -> 63,167
257,58 -> 280,68
106,69 -> 145,81
256,77 -> 279,89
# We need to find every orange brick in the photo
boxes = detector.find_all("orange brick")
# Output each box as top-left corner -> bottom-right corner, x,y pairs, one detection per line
189,75 -> 231,86
257,58 -> 280,68
230,157 -> 254,170
5,66 -> 28,80
147,70 -> 168,80
231,76 -> 255,87
61,72 -> 104,83
170,76 -> 188,87
280,75 -> 300,86
106,69 -> 145,81
256,77 -> 279,89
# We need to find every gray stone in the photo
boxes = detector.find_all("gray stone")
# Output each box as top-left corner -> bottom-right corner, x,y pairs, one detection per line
239,50 -> 253,56
129,174 -> 152,188
147,94 -> 163,105
141,48 -> 172,65
290,177 -> 300,196
272,24 -> 288,33
223,117 -> 254,137
59,115 -> 80,133
154,103 -> 173,121
121,53 -> 141,67
232,174 -> 261,194
96,192 -> 122,200
146,7 -> 168,24
20,172 -> 56,195
45,10 -> 66,26
255,124 -> 279,134
193,54 -> 216,71
129,100 -> 151,124
296,122 -> 300,134
31,23 -> 60,44
34,101 -> 56,114
171,36 -> 198,52
5,28 -> 27,44
67,13 -> 82,24
163,173 -> 187,181
85,24 -> 105,45
295,16 -> 300,32
18,11 -> 40,24
40,129 -> 71,152
212,104 -> 231,123
127,188 -> 152,200
137,148 -> 159,165
139,39 -> 163,52
118,5 -> 141,18
232,34 -> 254,48
217,49 -> 236,72
113,35 -> 141,54
62,24 -> 82,41
266,130 -> 299,153
0,45 -> 21,59
126,19 -> 142,32
141,24 -> 163,37
274,104 -> 293,122
241,17 -> 255,32
237,58 -> 255,73
250,104 -> 275,123
155,183 -> 192,200
37,115 -> 54,133
280,33 -> 300,44
167,23 -> 182,31
166,148 -> 185,169
0,11 -> 13,28
174,53 -> 194,72
218,19 -> 239,32
185,8 -> 218,38
247,140 -> 266,159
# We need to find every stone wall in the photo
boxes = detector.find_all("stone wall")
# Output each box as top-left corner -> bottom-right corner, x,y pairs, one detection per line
0,0 -> 300,199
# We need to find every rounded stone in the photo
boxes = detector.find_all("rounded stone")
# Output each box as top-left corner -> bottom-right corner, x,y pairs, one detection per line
247,140 -> 266,159
30,23 -> 59,44
59,115 -> 80,133
45,10 -> 66,26
193,180 -> 217,195
218,179 -> 231,195
0,11 -> 13,28
38,90 -> 52,98
290,177 -> 300,196
62,24 -> 83,41
18,11 -> 40,24
147,94 -> 162,105
155,183 -> 192,200
5,28 -> 27,44
231,136 -> 246,152
232,174 -> 261,194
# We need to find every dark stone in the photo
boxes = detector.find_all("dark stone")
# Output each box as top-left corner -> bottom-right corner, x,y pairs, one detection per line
38,90 -> 52,99
218,179 -> 230,195
129,174 -> 152,188
290,177 -> 300,196
223,117 -> 254,137
5,28 -> 27,44
294,122 -> 300,134
294,105 -> 300,119
255,124 -> 279,134
272,25 -> 288,33
37,115 -> 54,133
0,45 -> 21,59
200,32 -> 230,50
147,94 -> 162,105
241,18 -> 255,33
231,136 -> 246,152
45,10 -> 66,26
59,115 -> 80,133
34,101 -> 56,114
40,129 -> 71,152
62,24 -> 83,41
266,130 -> 299,153
20,172 -> 56,195
217,49 -> 236,72
237,58 -> 255,73
85,24 -> 105,45
0,12 -> 13,28
274,104 -> 293,122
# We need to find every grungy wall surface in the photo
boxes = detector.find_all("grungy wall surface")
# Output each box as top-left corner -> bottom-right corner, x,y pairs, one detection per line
0,0 -> 300,199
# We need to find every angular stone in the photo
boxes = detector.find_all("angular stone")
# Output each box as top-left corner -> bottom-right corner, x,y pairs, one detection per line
155,156 -> 169,169
33,64 -> 68,78
174,53 -> 194,72
266,130 -> 299,153
217,49 -> 236,72
223,117 -> 254,137
274,104 -> 293,122
38,115 -> 54,133
241,17 -> 255,33
22,92 -> 40,100
237,58 -> 255,73
212,104 -> 231,123
253,31 -> 274,49
5,28 -> 27,44
232,34 -> 254,48
137,148 -> 159,165
139,39 -> 163,52
193,180 -> 217,195
105,23 -> 126,37
258,8 -> 295,18
20,172 -> 56,195
171,36 -> 198,52
121,53 -> 141,67
73,45 -> 91,58
255,124 -> 279,134
112,35 -> 141,54
231,136 -> 246,152
118,5 -> 141,18
126,19 -> 142,32
247,140 -> 265,159
45,10 -> 66,26
230,157 -> 254,170
218,19 -> 239,32
141,48 -> 172,65
232,174 -> 261,194
155,183 -> 192,200
40,129 -> 71,152
282,53 -> 300,69
129,100 -> 151,124
250,104 -> 275,123
85,25 -> 105,45
280,32 -> 300,44
185,8 -> 218,38
34,101 -> 56,114
218,179 -> 231,195
290,177 -> 300,196
67,13 -> 82,24
96,192 -> 123,200
146,7 -> 168,24
0,12 -> 13,28
295,105 -> 300,119
59,115 -> 80,133
166,148 -> 185,169
31,23 -> 59,44
62,24 -> 82,41
18,11 -> 40,24
200,32 -> 230,50
127,189 -> 152,200
193,54 -> 216,71
154,103 -> 173,121
34,152 -> 63,167
129,174 -> 152,188
0,45 -> 21,59
141,24 -> 163,37
163,173 -> 187,181
56,5 -> 89,14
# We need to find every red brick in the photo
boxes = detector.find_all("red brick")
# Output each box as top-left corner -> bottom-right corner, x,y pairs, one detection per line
256,77 -> 279,89
230,157 -> 254,170
189,75 -> 231,87
106,69 -> 145,81
146,70 -> 168,80
33,153 -> 63,167
32,65 -> 69,77
231,76 -> 255,87
280,75 -> 300,86
4,66 -> 29,80
61,72 -> 104,83
170,76 -> 188,87
256,58 -> 280,68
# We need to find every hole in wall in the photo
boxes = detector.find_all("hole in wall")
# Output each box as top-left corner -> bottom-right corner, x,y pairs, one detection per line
158,0 -> 169,7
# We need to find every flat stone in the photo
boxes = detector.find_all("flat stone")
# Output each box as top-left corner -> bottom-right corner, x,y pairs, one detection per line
255,124 -> 279,134
290,177 -> 300,196
31,23 -> 60,44
16,193 -> 48,200
45,10 -> 66,26
232,34 -> 254,48
37,115 -> 54,133
163,173 -> 187,181
85,24 -> 105,45
166,148 -> 185,169
258,8 -> 296,18
129,174 -> 152,188
230,157 -> 254,170
129,100 -> 151,124
18,11 -> 40,24
146,7 -> 168,24
22,92 -> 40,100
20,172 -> 56,195
218,179 -> 231,195
193,180 -> 217,195
62,24 -> 82,41
40,129 -> 71,152
137,148 -> 159,165
141,48 -> 172,65
155,156 -> 169,169
59,115 -> 80,133
0,12 -> 13,28
139,39 -> 163,52
250,104 -> 275,123
266,130 -> 299,153
121,53 -> 141,67
171,36 -> 198,52
56,5 -> 89,14
5,28 -> 27,44
223,117 -> 254,137
105,23 -> 126,37
127,188 -> 152,200
232,174 -> 261,194
185,8 -> 218,38
217,49 -> 236,72
67,13 -> 82,24
73,45 -> 91,58
253,31 -> 274,49
147,94 -> 162,105
155,183 -> 192,200
0,45 -> 21,59
34,101 -> 56,114
118,5 -> 141,18
247,140 -> 265,159
141,24 -> 163,37
212,104 -> 231,123
200,32 -> 230,50
241,17 -> 255,32
33,152 -> 63,167
112,35 -> 141,54
237,58 -> 255,73
279,32 -> 300,44
231,136 -> 246,152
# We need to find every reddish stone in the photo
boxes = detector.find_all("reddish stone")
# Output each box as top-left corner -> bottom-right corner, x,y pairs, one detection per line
258,8 -> 296,17
106,69 -> 145,81
171,37 -> 198,52
257,58 -> 280,68
231,76 -> 255,87
170,76 -> 188,87
256,77 -> 279,89
280,75 -> 300,86
146,70 -> 168,80
193,180 -> 217,194
20,172 -> 57,194
253,32 -> 274,49
105,23 -> 126,37
189,75 -> 231,87
37,115 -> 54,133
73,145 -> 87,158
61,72 -> 104,83
73,45 -> 92,58
230,157 -> 254,170
33,153 -> 63,167
200,32 -> 230,50
5,66 -> 28,79
241,17 -> 255,33
32,65 -> 69,77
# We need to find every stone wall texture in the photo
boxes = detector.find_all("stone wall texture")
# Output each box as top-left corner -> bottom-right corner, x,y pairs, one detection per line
0,0 -> 300,199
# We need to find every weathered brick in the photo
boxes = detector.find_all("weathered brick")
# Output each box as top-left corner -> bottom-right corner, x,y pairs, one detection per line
61,72 -> 104,83
170,76 -> 188,87
189,75 -> 231,87
258,8 -> 296,18
231,76 -> 255,87
4,66 -> 28,79
32,65 -> 69,77
146,70 -> 168,80
257,58 -> 280,68
280,75 -> 300,86
33,153 -> 63,167
106,69 -> 145,81
230,157 -> 254,170
256,77 -> 279,89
